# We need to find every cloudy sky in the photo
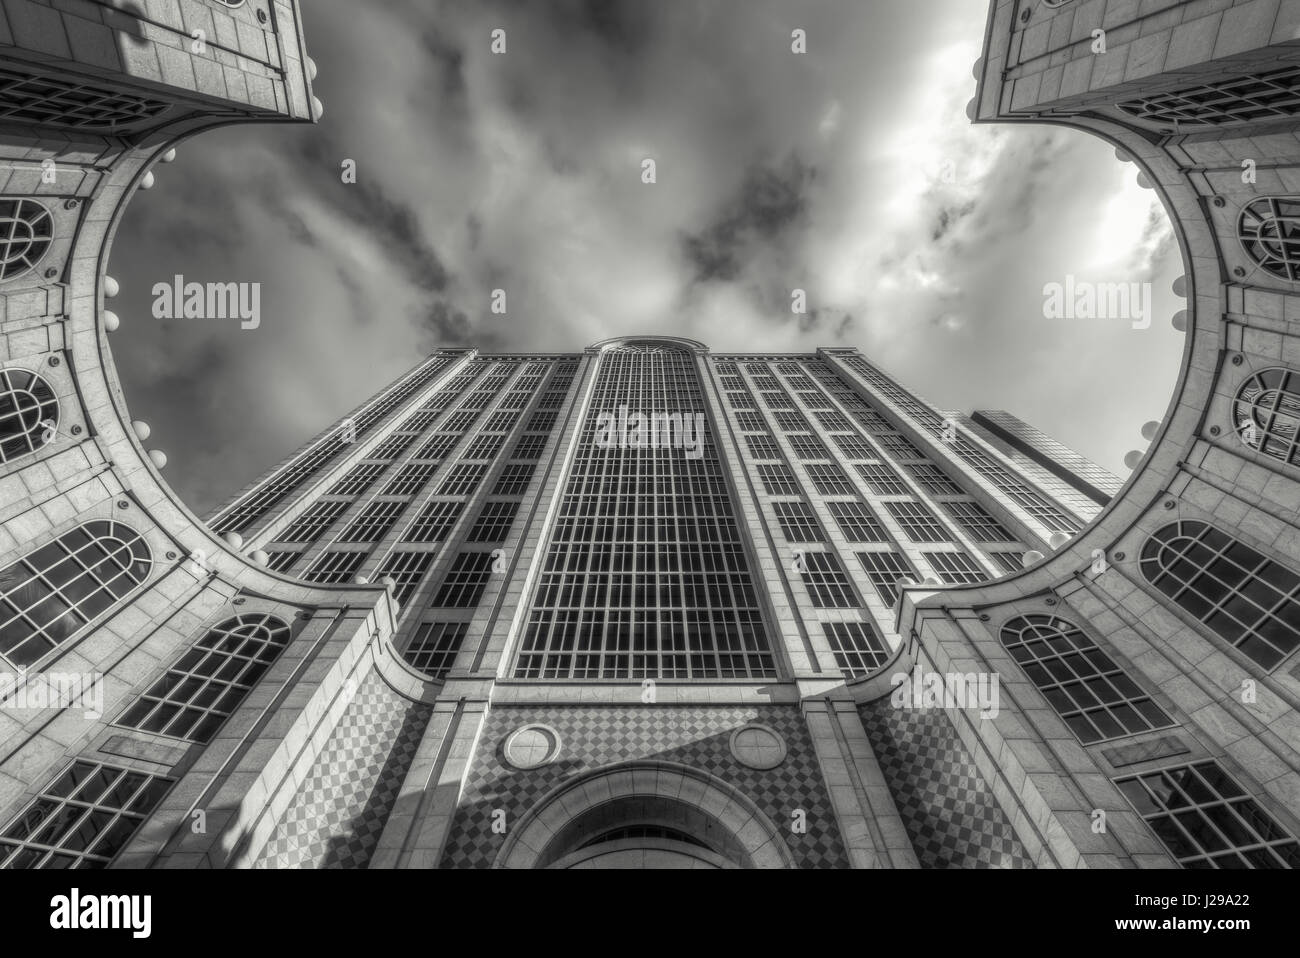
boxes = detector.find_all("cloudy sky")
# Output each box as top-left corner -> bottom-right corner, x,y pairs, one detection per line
108,0 -> 1185,516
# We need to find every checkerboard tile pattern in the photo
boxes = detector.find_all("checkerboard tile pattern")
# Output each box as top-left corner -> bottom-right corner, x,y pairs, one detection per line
253,669 -> 432,869
440,705 -> 849,869
859,700 -> 1033,868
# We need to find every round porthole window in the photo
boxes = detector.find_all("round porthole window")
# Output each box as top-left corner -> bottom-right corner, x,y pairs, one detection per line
729,724 -> 787,770
503,724 -> 561,770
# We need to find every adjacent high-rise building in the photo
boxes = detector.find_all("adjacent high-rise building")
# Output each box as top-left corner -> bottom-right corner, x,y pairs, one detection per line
1,0 -> 1299,870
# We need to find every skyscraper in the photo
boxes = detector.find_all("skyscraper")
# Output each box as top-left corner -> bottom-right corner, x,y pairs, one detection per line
1,0 -> 1300,874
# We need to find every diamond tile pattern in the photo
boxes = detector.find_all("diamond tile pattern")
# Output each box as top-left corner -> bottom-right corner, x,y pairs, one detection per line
253,668 -> 431,869
859,699 -> 1033,868
440,705 -> 849,869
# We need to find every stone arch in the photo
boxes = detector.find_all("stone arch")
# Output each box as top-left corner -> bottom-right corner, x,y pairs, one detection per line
493,760 -> 798,869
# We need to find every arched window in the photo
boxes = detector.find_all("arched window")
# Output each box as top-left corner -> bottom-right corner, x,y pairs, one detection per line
1234,367 -> 1300,467
1238,198 -> 1300,282
0,367 -> 58,462
116,613 -> 291,743
0,521 -> 152,667
0,200 -> 54,282
1000,614 -> 1171,744
1140,521 -> 1300,670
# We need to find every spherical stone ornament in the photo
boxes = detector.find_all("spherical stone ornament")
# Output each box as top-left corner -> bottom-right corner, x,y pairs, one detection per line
729,724 -> 787,771
503,724 -> 561,770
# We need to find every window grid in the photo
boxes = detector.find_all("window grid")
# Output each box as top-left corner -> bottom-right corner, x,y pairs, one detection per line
402,621 -> 468,678
857,551 -> 915,606
799,552 -> 860,608
827,500 -> 888,542
823,621 -> 891,678
1115,761 -> 1299,869
0,761 -> 173,869
772,501 -> 825,543
116,613 -> 291,743
0,520 -> 152,667
1001,614 -> 1171,745
1140,520 -> 1300,670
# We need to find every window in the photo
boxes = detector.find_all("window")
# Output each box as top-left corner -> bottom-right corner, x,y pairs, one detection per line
857,551 -> 915,606
280,501 -> 348,543
436,463 -> 488,496
799,552 -> 859,608
827,501 -> 887,542
788,435 -> 829,460
853,409 -> 893,432
493,463 -> 536,496
0,367 -> 58,462
329,462 -> 386,496
734,412 -> 767,432
823,621 -> 890,677
340,501 -> 405,543
878,433 -> 925,460
0,66 -> 168,130
989,551 -> 1025,575
398,411 -> 439,432
431,552 -> 497,608
374,552 -> 435,605
403,621 -> 468,678
0,521 -> 152,667
806,463 -> 854,496
301,550 -> 366,584
831,434 -> 875,460
1116,65 -> 1300,128
116,613 -> 291,742
264,551 -> 299,573
0,201 -> 53,282
403,501 -> 463,543
416,434 -> 458,461
942,501 -> 1015,542
855,462 -> 907,496
511,435 -> 547,460
745,435 -> 782,460
924,551 -> 988,584
370,434 -> 415,460
885,501 -> 951,543
727,391 -> 755,409
1140,521 -> 1300,670
757,463 -> 799,496
813,410 -> 853,432
528,411 -> 557,431
463,434 -> 505,460
1238,199 -> 1300,282
467,501 -> 519,543
772,501 -> 824,543
383,463 -> 437,496
774,411 -> 809,432
1234,367 -> 1300,467
0,761 -> 173,869
443,411 -> 478,432
1115,761 -> 1299,869
761,391 -> 794,410
907,463 -> 963,496
1000,614 -> 1171,745
483,411 -> 518,432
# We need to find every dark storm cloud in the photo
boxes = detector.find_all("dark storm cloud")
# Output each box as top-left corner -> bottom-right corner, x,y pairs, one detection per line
681,155 -> 813,283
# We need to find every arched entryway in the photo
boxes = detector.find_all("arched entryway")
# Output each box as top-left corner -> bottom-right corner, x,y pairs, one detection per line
494,761 -> 796,869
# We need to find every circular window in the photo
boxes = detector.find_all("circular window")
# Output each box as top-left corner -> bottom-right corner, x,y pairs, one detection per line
0,200 -> 54,282
729,724 -> 787,770
503,724 -> 561,770
0,367 -> 59,463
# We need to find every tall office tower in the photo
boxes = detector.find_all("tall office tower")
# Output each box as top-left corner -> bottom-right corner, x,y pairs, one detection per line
3,0 -> 1300,872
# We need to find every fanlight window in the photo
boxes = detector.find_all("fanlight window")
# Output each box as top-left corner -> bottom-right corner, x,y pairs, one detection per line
1238,199 -> 1300,282
0,367 -> 58,462
1000,614 -> 1171,744
1140,521 -> 1300,670
0,200 -> 54,282
1234,367 -> 1300,467
0,521 -> 152,667
0,66 -> 167,130
116,613 -> 291,743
